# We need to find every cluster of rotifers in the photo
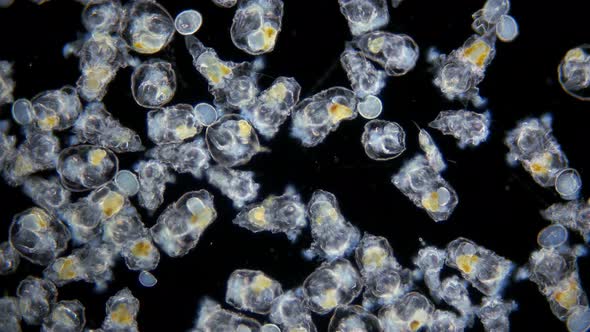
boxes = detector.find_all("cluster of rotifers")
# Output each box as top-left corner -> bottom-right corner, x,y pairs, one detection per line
0,0 -> 589,331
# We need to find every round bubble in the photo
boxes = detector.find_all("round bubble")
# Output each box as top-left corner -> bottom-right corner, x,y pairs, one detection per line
115,170 -> 140,196
495,15 -> 518,42
11,98 -> 34,125
537,224 -> 568,249
358,95 -> 383,119
175,9 -> 202,35
139,270 -> 158,287
554,168 -> 581,200
194,103 -> 218,126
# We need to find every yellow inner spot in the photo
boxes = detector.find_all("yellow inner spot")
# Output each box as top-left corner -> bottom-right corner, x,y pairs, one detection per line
133,40 -> 159,54
205,60 -> 232,85
57,258 -> 78,280
462,39 -> 491,68
238,120 -> 253,138
409,320 -> 421,331
456,254 -> 479,274
38,115 -> 59,130
368,36 -> 385,53
248,206 -> 267,226
131,240 -> 152,258
262,26 -> 278,50
565,48 -> 584,62
362,247 -> 387,269
89,149 -> 107,166
555,279 -> 579,309
110,303 -> 133,325
251,274 -> 272,293
175,124 -> 197,140
101,192 -> 124,217
190,207 -> 213,229
14,155 -> 33,177
268,83 -> 287,102
421,191 -> 440,212
320,288 -> 338,309
328,102 -> 353,124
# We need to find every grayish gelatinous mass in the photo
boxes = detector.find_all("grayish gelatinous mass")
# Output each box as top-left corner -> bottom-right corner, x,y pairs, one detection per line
429,109 -> 491,148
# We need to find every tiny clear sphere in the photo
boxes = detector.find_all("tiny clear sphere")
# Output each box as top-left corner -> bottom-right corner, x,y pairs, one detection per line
537,224 -> 568,249
175,10 -> 203,36
437,187 -> 451,206
260,324 -> 281,332
496,15 -> 518,42
194,103 -> 218,126
139,270 -> 158,287
115,170 -> 140,196
555,168 -> 582,200
11,98 -> 34,125
358,95 -> 383,119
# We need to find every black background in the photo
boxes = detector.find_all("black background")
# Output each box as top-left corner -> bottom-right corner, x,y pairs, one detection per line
1,0 -> 590,331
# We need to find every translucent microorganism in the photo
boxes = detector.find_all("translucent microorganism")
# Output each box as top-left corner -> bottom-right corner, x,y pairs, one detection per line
418,129 -> 446,172
354,31 -> 419,76
555,168 -> 582,201
147,138 -> 210,179
0,297 -> 21,332
101,205 -> 146,248
57,145 -> 119,192
17,276 -> 58,325
496,15 -> 518,42
139,270 -> 158,287
42,300 -> 86,332
306,190 -> 361,260
446,237 -> 514,296
242,76 -> 301,139
429,34 -> 496,106
9,207 -> 70,266
231,0 -> 284,55
122,0 -> 174,54
131,60 -> 176,108
151,190 -> 217,257
226,269 -> 283,314
175,9 -> 203,35
31,86 -> 82,132
537,224 -> 569,249
378,292 -> 434,332
545,271 -> 589,320
194,103 -> 218,126
11,98 -> 34,126
270,289 -> 317,332
233,187 -> 307,240
392,155 -> 458,222
114,170 -> 140,196
338,0 -> 389,36
505,115 -> 569,189
361,120 -> 405,160
193,297 -> 262,331
328,305 -> 382,332
476,296 -> 516,332
558,46 -> 590,101
0,241 -> 19,275
291,87 -> 359,147
471,0 -> 511,35
58,200 -> 104,245
567,306 -> 590,332
71,243 -> 116,288
147,103 -> 203,145
340,49 -> 387,98
134,160 -> 175,212
72,102 -> 144,153
528,247 -> 575,293
429,109 -> 491,148
102,288 -> 140,332
541,200 -> 590,242
414,246 -> 446,298
81,0 -> 124,33
355,233 -> 401,277
2,130 -> 61,186
43,254 -> 86,286
439,276 -> 474,320
22,176 -> 71,212
121,235 -> 160,271
0,60 -> 14,106
206,115 -> 263,167
206,165 -> 260,208
212,0 -> 237,8
357,95 -> 383,119
303,258 -> 363,314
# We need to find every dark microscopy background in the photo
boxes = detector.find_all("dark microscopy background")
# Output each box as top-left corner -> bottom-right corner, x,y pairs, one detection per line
1,0 -> 590,331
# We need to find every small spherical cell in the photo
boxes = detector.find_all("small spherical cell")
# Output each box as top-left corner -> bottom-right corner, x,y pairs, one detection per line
537,224 -> 568,249
115,170 -> 140,196
358,95 -> 383,119
194,103 -> 218,126
11,98 -> 34,125
139,270 -> 158,287
554,168 -> 581,200
175,9 -> 203,35
567,306 -> 590,332
495,15 -> 518,42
